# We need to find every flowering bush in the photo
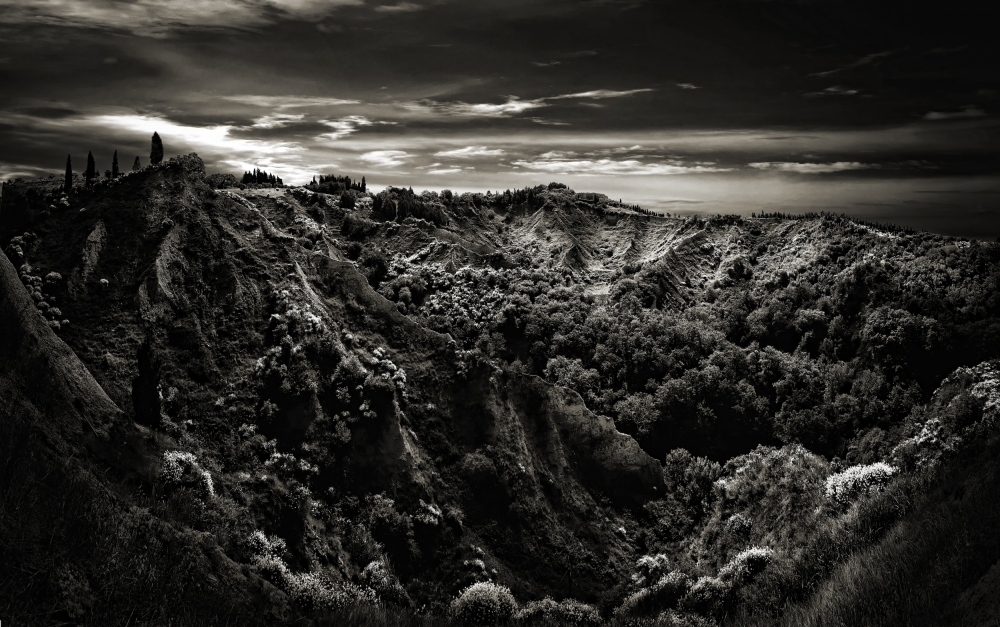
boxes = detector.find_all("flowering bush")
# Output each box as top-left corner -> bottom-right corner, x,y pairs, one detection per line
161,451 -> 215,499
199,469 -> 215,498
655,609 -> 719,627
246,530 -> 287,559
450,581 -> 518,625
615,571 -> 692,618
287,573 -> 378,612
515,597 -> 601,626
717,546 -> 773,585
632,553 -> 671,587
678,576 -> 730,615
246,530 -> 380,612
414,499 -> 442,526
161,451 -> 198,484
360,559 -> 409,606
824,462 -> 899,505
725,512 -> 753,537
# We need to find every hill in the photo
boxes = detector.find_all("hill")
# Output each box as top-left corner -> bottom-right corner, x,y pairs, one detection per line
2,155 -> 1000,625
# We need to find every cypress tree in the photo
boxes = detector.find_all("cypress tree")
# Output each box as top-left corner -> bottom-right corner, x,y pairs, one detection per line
85,151 -> 96,187
150,132 -> 163,165
361,176 -> 366,192
133,156 -> 141,171
112,150 -> 119,177
64,154 -> 73,194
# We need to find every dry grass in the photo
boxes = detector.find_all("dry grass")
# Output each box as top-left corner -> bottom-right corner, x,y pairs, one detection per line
733,435 -> 1000,627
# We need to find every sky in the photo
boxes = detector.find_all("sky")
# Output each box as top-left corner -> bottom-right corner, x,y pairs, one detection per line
1,0 -> 998,237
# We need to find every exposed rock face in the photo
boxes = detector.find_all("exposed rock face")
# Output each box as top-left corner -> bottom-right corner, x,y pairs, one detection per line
0,248 -> 120,442
1,236 -> 289,626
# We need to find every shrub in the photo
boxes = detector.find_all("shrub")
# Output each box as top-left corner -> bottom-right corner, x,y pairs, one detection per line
615,571 -> 691,617
554,598 -> 602,626
342,213 -> 379,239
450,581 -> 518,625
632,554 -> 671,587
515,597 -> 600,625
825,462 -> 899,505
288,574 -> 378,613
655,609 -> 718,627
678,577 -> 730,616
717,546 -> 773,586
359,559 -> 409,606
725,513 -> 753,537
161,451 -> 198,484
246,530 -> 287,559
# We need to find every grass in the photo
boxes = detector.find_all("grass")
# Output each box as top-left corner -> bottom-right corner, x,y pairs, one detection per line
732,434 -> 1000,627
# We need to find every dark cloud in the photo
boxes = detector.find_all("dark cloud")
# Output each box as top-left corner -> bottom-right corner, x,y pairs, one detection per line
0,0 -> 998,235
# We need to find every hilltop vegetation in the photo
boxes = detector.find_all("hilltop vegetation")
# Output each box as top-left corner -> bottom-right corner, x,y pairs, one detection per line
2,154 -> 1000,626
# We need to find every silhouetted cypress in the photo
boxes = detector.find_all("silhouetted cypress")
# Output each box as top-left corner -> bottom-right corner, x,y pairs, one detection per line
85,151 -> 96,187
361,176 -> 366,192
64,154 -> 72,194
112,150 -> 119,177
133,156 -> 141,171
150,132 -> 163,165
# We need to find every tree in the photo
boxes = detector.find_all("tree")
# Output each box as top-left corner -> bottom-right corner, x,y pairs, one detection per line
133,156 -> 141,171
150,132 -> 163,165
64,154 -> 73,194
112,150 -> 119,177
85,151 -> 96,187
361,176 -> 366,192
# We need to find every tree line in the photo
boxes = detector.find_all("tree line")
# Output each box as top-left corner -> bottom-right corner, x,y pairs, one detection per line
62,132 -> 163,193
242,168 -> 284,186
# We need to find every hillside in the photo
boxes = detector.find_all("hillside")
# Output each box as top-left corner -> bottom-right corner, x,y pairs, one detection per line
2,156 -> 1000,625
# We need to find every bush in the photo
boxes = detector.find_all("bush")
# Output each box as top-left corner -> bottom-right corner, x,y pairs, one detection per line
360,559 -> 410,606
450,582 -> 517,625
161,451 -> 198,484
615,571 -> 691,618
717,546 -> 773,586
161,450 -> 214,499
678,577 -> 730,616
725,513 -> 753,538
516,597 -> 601,626
359,248 -> 390,288
632,554 -> 671,587
342,213 -> 379,239
825,463 -> 899,505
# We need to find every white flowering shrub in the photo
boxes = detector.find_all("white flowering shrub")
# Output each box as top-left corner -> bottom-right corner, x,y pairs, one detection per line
199,469 -> 215,498
287,573 -> 379,612
450,581 -> 518,625
246,530 -> 287,559
655,609 -> 719,627
632,553 -> 671,587
678,576 -> 730,615
369,346 -> 408,392
717,546 -> 773,586
360,559 -> 409,606
161,451 -> 198,484
824,462 -> 898,505
516,597 -> 601,626
414,499 -> 442,526
615,571 -> 692,618
725,512 -> 753,537
246,530 -> 380,612
161,451 -> 215,499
